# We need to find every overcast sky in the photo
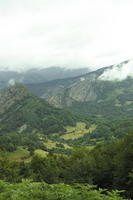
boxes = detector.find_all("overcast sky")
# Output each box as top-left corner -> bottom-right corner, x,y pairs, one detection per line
0,0 -> 133,71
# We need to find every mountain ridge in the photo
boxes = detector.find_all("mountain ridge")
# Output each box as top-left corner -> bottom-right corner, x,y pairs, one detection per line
27,60 -> 131,107
25,60 -> 133,120
0,67 -> 90,92
0,83 -> 77,134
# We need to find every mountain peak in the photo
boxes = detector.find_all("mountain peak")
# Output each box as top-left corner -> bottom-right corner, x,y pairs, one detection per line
0,83 -> 34,114
5,82 -> 33,98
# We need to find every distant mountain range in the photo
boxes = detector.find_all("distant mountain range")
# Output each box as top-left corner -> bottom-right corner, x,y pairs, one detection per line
27,60 -> 133,119
0,66 -> 90,91
1,59 -> 133,120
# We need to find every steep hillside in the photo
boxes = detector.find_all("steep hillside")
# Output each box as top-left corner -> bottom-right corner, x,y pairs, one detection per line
1,83 -> 133,156
27,60 -> 133,119
0,83 -> 77,133
0,83 -> 78,154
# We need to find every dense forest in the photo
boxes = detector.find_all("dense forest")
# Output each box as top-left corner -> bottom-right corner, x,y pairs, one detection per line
0,84 -> 133,199
0,131 -> 133,199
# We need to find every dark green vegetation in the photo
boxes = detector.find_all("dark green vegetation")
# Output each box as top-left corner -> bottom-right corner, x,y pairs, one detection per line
29,132 -> 133,199
0,83 -> 76,133
0,181 -> 126,200
0,83 -> 77,153
82,117 -> 133,143
45,117 -> 133,153
0,132 -> 133,199
0,83 -> 133,156
0,63 -> 133,200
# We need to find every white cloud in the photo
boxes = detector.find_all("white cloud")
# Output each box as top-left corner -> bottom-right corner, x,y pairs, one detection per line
0,0 -> 133,71
8,79 -> 15,86
99,60 -> 133,81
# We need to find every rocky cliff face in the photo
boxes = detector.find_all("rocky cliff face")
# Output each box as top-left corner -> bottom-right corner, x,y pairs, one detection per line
0,83 -> 33,117
27,60 -> 133,108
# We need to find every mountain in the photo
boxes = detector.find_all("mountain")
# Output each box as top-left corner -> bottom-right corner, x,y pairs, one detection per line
25,67 -> 90,83
0,83 -> 79,153
0,83 -> 76,133
26,60 -> 133,119
1,69 -> 133,160
0,65 -> 133,200
0,67 -> 90,91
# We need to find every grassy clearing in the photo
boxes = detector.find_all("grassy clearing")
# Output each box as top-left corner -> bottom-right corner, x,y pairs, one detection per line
44,140 -> 72,150
1,147 -> 30,161
115,103 -> 122,107
84,145 -> 95,150
63,143 -> 72,149
125,101 -> 133,105
60,122 -> 96,140
44,140 -> 58,149
34,149 -> 48,157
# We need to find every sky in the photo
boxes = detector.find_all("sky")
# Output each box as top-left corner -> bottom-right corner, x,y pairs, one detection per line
0,0 -> 133,71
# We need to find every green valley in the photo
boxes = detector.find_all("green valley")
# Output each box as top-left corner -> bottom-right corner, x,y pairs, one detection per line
0,63 -> 133,199
0,0 -> 133,198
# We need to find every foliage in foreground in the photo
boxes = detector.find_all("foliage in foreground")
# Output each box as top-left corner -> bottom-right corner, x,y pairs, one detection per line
0,132 -> 133,198
0,180 -> 127,200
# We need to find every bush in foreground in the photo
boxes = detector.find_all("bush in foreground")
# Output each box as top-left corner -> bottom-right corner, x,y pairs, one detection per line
0,180 -> 127,200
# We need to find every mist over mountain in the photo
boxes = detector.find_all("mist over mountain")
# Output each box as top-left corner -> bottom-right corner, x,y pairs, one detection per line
99,59 -> 133,81
27,60 -> 133,119
0,66 -> 90,91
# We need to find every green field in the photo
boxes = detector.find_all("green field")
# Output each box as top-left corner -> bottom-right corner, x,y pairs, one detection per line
61,122 -> 96,140
0,146 -> 30,161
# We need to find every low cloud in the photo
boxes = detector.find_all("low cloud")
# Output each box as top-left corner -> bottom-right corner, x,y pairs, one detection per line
8,79 -> 16,86
99,60 -> 133,81
0,0 -> 133,71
